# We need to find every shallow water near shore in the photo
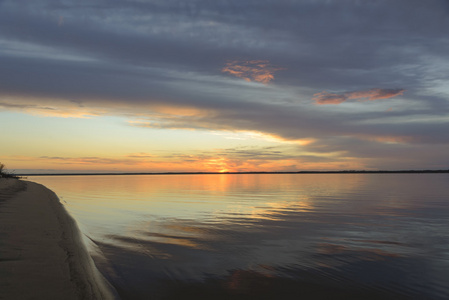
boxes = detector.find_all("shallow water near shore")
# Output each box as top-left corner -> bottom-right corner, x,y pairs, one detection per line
31,174 -> 449,299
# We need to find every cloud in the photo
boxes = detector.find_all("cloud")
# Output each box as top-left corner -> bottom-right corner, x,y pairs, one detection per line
302,136 -> 449,170
1,0 -> 449,170
222,60 -> 284,84
126,153 -> 156,159
313,88 -> 405,105
58,16 -> 64,27
14,147 -> 305,173
18,145 -> 344,172
0,100 -> 101,118
39,156 -> 147,165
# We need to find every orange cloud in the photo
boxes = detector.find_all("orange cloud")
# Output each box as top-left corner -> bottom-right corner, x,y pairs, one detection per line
313,88 -> 405,105
4,151 -> 370,174
222,60 -> 284,84
38,156 -> 147,165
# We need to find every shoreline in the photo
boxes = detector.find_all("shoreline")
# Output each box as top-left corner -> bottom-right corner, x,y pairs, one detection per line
0,178 -> 118,300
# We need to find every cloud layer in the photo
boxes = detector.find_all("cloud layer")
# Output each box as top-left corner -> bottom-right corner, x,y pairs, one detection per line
1,0 -> 449,170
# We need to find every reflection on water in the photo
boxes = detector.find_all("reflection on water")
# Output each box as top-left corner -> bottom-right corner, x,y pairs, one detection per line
31,174 -> 449,299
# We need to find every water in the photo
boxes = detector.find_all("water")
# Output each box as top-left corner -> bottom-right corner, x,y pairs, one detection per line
30,174 -> 449,299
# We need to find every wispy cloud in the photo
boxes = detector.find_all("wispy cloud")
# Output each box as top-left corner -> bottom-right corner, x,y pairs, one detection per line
126,153 -> 156,159
222,60 -> 284,84
0,100 -> 101,118
39,156 -> 146,165
313,88 -> 405,105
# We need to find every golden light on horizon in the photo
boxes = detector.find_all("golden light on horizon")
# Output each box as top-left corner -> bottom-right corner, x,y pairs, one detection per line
206,157 -> 231,173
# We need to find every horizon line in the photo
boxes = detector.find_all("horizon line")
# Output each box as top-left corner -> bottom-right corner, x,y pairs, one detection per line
17,169 -> 449,176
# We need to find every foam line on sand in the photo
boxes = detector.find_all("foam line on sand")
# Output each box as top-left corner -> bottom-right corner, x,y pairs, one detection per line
0,178 -> 118,299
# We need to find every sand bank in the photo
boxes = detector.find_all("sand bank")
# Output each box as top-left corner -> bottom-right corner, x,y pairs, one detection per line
0,178 -> 117,300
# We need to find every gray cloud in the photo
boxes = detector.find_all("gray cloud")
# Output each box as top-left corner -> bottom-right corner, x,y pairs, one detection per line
1,0 -> 449,169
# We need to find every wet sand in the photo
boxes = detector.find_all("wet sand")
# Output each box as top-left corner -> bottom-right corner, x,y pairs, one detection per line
0,178 -> 117,300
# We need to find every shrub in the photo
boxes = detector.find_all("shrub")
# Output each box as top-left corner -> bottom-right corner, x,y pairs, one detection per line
0,162 -> 20,179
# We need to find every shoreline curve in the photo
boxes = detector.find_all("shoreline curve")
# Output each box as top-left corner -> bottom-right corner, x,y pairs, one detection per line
0,178 -> 119,300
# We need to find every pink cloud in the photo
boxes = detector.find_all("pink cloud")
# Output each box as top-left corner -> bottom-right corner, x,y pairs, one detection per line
313,88 -> 405,105
222,60 -> 284,84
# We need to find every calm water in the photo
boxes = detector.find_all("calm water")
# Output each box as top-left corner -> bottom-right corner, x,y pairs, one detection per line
31,174 -> 449,299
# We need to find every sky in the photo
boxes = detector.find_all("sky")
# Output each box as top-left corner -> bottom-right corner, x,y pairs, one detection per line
1,0 -> 449,173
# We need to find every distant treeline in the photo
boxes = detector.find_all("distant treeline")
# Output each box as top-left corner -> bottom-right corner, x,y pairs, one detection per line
19,169 -> 449,176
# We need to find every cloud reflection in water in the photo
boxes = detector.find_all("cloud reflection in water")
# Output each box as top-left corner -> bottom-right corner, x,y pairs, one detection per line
31,174 -> 449,299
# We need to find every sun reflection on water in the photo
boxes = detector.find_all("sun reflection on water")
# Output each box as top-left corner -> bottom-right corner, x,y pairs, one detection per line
30,173 -> 449,299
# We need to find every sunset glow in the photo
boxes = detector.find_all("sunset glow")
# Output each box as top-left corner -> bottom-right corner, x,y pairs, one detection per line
1,1 -> 448,173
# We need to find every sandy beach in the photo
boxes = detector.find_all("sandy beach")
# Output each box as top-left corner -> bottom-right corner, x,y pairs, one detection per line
0,178 -> 117,300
